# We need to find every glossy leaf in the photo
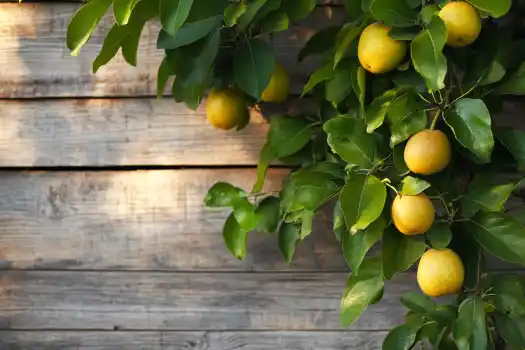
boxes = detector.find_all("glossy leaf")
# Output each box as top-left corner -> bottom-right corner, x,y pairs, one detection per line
466,0 -> 511,18
157,57 -> 172,98
366,88 -> 408,133
382,227 -> 427,280
223,213 -> 248,260
400,292 -> 437,315
261,10 -> 289,33
340,175 -> 386,234
425,222 -> 452,249
387,94 -> 427,148
204,182 -> 246,207
302,63 -> 334,96
288,170 -> 340,211
495,127 -> 525,171
238,0 -> 268,29
445,98 -> 494,163
283,0 -> 316,20
393,144 -> 410,174
113,0 -> 138,25
388,26 -> 421,41
278,222 -> 301,264
383,321 -> 423,350
232,198 -> 257,231
334,23 -> 362,68
326,60 -> 355,104
66,0 -> 112,56
497,62 -> 525,95
160,0 -> 195,36
401,176 -> 431,195
480,61 -> 506,86
411,16 -> 447,91
467,211 -> 525,266
333,200 -> 346,241
298,26 -> 340,62
184,29 -> 220,86
365,0 -> 417,27
323,116 -> 377,169
340,256 -> 384,327
353,66 -> 367,118
343,217 -> 385,271
494,313 -> 525,347
254,196 -> 281,233
342,0 -> 363,20
453,297 -> 488,350
234,39 -> 275,99
157,16 -> 223,49
224,2 -> 247,26
460,175 -> 515,218
491,274 -> 525,316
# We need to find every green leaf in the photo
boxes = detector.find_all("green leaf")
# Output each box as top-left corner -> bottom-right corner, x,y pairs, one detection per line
393,144 -> 409,174
460,175 -> 515,218
495,127 -> 525,171
302,63 -> 334,97
255,196 -> 281,233
160,0 -> 195,37
388,26 -> 421,41
93,25 -> 127,73
298,26 -> 340,62
444,98 -> 494,163
467,211 -> 525,266
183,29 -> 220,85
238,0 -> 268,29
325,59 -> 355,104
411,15 -> 447,91
365,0 -> 418,27
113,0 -> 138,25
466,0 -> 511,18
204,182 -> 246,207
234,39 -> 275,99
157,57 -> 172,98
382,321 -> 423,350
366,88 -> 408,133
224,2 -> 247,26
420,4 -> 439,25
186,0 -> 229,21
333,23 -> 363,68
425,222 -> 452,249
333,200 -> 346,241
343,217 -> 385,271
353,66 -> 367,118
497,62 -> 525,95
289,170 -> 340,211
283,0 -> 316,20
480,61 -> 506,86
223,213 -> 248,260
340,256 -> 384,327
340,175 -> 386,234
233,198 -> 257,231
278,222 -> 300,264
253,116 -> 312,192
400,292 -> 437,314
261,10 -> 289,33
157,16 -> 223,49
401,176 -> 431,195
299,209 -> 315,239
453,297 -> 488,350
386,90 -> 427,148
491,274 -> 525,316
495,313 -> 525,348
66,0 -> 112,56
323,116 -> 377,169
382,227 -> 427,280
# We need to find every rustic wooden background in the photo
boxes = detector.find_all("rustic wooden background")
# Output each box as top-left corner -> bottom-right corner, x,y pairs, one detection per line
0,1 -> 521,349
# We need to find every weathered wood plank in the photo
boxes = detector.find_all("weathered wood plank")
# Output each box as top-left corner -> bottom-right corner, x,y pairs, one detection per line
0,331 -> 389,350
0,3 -> 346,98
0,271 -> 415,330
0,98 -> 271,166
0,169 -> 347,271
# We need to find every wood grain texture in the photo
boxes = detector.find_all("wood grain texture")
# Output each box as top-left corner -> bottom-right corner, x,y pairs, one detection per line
0,271 -> 415,330
0,331 -> 389,350
0,3 -> 346,98
0,98 -> 270,166
0,169 -> 347,271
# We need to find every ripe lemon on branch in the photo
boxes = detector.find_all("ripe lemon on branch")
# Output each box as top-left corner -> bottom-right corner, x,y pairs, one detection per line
205,89 -> 248,130
357,22 -> 407,74
261,61 -> 291,103
404,129 -> 452,175
417,249 -> 465,297
439,1 -> 482,47
392,193 -> 435,235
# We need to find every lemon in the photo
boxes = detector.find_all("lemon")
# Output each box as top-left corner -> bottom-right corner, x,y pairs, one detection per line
404,130 -> 451,175
417,249 -> 465,297
205,88 -> 248,130
358,22 -> 407,74
439,1 -> 482,47
261,61 -> 291,102
392,194 -> 435,235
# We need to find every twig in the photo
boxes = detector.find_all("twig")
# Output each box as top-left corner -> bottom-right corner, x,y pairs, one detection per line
430,109 -> 442,130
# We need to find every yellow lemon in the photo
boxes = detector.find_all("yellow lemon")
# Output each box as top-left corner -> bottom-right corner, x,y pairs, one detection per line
205,88 -> 248,130
261,61 -> 291,102
439,1 -> 482,47
358,22 -> 407,74
417,249 -> 465,297
404,130 -> 452,175
392,194 -> 435,235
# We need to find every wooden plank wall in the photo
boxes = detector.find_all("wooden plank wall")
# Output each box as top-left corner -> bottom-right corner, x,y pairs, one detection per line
0,2 -> 520,349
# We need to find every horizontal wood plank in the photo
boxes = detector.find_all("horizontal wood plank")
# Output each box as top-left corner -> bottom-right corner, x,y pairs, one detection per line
0,331 -> 390,350
0,169 -> 347,271
0,3 -> 346,98
0,98 -> 271,166
0,271 -> 415,330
